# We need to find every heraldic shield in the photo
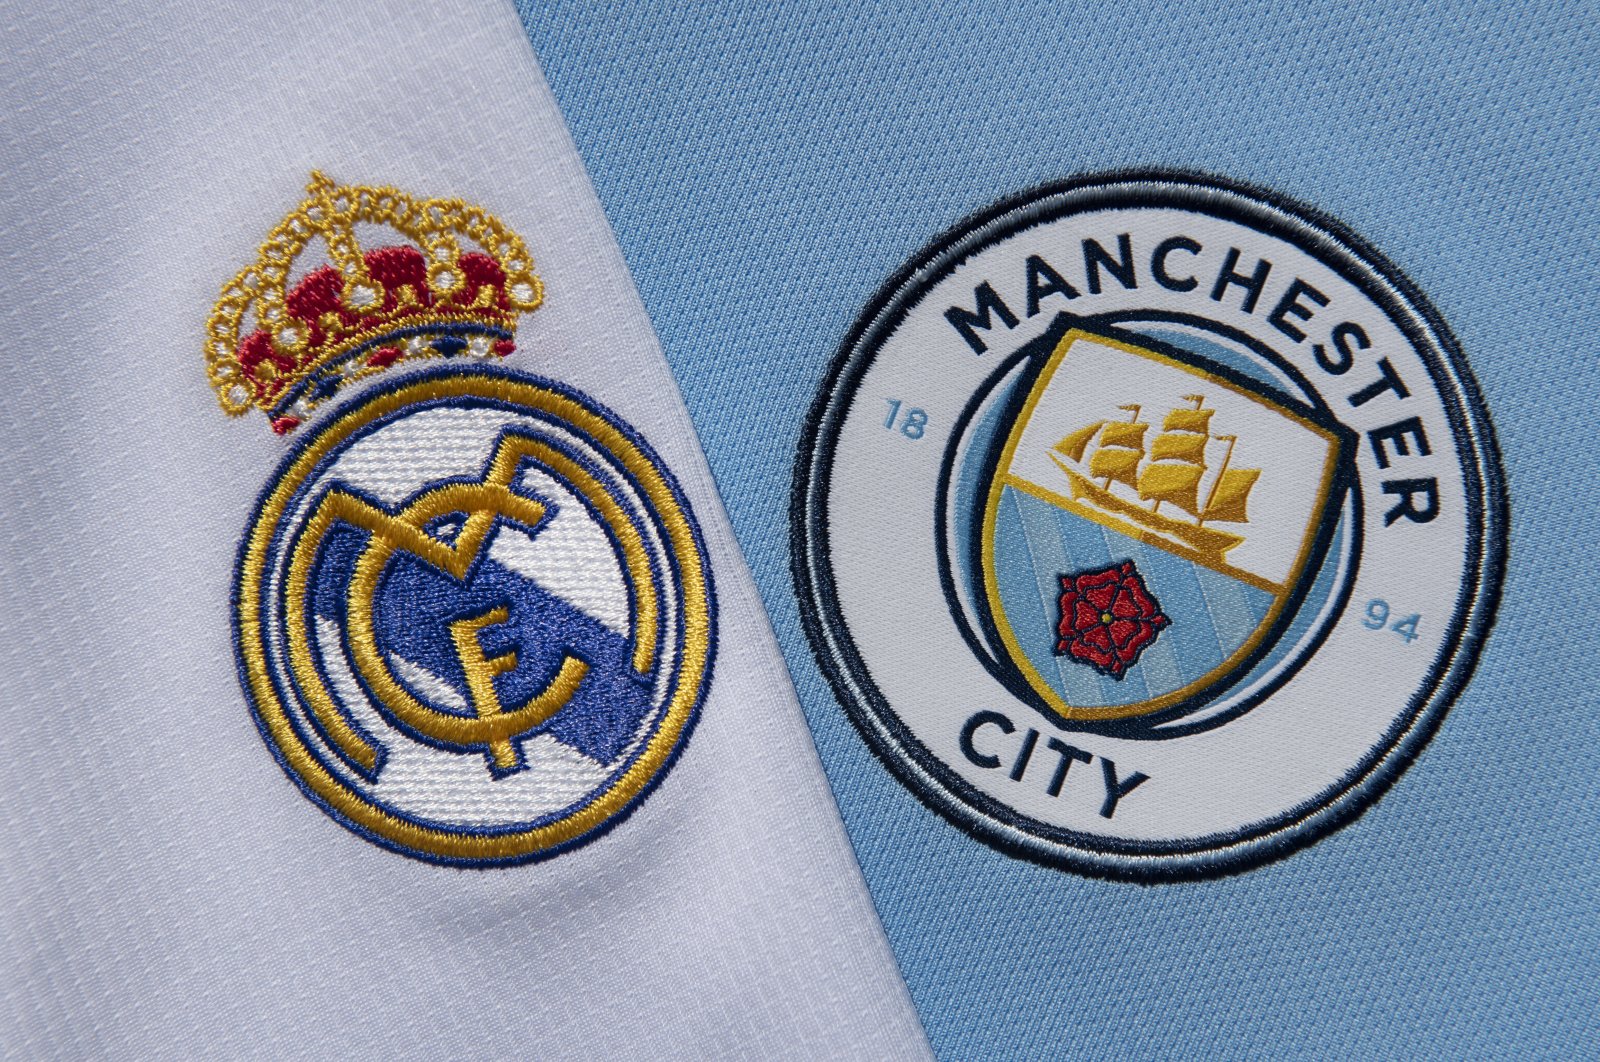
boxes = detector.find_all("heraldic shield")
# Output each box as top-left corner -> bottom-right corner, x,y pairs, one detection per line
968,322 -> 1351,733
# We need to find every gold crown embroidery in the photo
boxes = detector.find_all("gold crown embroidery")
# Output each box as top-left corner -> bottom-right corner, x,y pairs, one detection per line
204,173 -> 544,433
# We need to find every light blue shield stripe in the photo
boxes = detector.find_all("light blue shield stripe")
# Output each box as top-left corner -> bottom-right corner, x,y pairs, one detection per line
992,486 -> 1276,708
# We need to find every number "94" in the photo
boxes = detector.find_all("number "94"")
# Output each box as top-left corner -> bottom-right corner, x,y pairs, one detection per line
1363,599 -> 1420,644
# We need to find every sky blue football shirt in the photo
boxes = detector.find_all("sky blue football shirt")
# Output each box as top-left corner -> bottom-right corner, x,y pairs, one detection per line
519,3 -> 1598,1056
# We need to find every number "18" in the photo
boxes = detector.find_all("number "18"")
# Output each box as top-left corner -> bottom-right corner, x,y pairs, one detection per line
884,399 -> 927,440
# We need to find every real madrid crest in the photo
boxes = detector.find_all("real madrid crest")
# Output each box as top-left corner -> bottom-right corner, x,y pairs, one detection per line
212,175 -> 714,865
795,172 -> 1505,879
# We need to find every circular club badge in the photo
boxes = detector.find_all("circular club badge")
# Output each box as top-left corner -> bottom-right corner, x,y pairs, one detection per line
794,172 -> 1504,879
236,369 -> 714,866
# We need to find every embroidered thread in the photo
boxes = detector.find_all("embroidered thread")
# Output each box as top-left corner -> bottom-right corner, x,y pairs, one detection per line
791,171 -> 1506,880
212,175 -> 716,866
205,173 -> 544,432
1055,561 -> 1170,679
234,369 -> 716,865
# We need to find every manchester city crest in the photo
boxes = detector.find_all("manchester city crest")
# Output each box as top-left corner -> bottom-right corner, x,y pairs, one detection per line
795,172 -> 1504,878
967,322 -> 1353,736
212,175 -> 713,865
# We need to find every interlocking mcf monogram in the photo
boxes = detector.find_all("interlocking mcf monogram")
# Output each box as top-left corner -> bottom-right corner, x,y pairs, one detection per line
285,433 -> 608,776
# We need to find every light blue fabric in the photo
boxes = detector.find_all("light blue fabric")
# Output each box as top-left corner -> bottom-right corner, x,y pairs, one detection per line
517,3 -> 1599,1056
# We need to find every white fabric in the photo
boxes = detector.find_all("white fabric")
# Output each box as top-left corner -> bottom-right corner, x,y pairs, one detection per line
0,1 -> 929,1057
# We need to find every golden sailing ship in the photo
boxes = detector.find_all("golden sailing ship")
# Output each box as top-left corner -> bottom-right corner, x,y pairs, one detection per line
1048,395 -> 1261,562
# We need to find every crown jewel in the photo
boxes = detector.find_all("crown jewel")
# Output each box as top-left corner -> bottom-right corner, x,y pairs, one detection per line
205,173 -> 543,433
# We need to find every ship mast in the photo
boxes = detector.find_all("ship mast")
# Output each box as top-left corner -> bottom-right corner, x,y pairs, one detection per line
1100,404 -> 1141,490
1197,434 -> 1237,527
1149,395 -> 1207,517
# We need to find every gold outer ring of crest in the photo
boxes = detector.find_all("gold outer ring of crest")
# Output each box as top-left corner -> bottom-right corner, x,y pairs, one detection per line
980,328 -> 1342,723
236,373 -> 711,862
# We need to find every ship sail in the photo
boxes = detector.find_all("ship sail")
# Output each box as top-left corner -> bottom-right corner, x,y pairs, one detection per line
1140,395 -> 1210,515
1053,421 -> 1103,463
1163,407 -> 1213,434
1200,467 -> 1259,524
1066,405 -> 1146,490
1098,421 -> 1148,450
1149,431 -> 1207,464
1090,446 -> 1142,488
1137,462 -> 1203,516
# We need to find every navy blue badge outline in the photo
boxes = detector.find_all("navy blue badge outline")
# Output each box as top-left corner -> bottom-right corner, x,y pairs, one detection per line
945,309 -> 1362,741
245,370 -> 706,860
791,170 -> 1508,882
233,364 -> 717,868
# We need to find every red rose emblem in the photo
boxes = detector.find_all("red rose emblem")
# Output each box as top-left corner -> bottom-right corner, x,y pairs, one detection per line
1056,561 -> 1170,679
